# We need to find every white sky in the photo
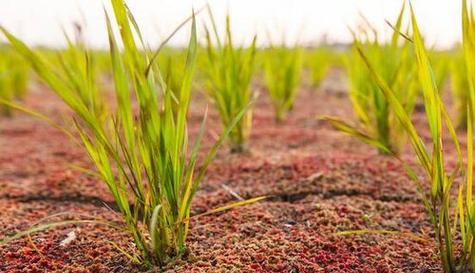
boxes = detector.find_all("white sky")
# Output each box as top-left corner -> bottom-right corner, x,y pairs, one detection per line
0,0 -> 464,49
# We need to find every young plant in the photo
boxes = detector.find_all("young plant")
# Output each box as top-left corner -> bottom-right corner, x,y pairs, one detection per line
157,48 -> 188,112
352,2 -> 475,271
323,3 -> 418,155
204,11 -> 257,153
58,27 -> 105,119
263,44 -> 303,122
1,0 -> 253,267
9,52 -> 29,99
456,1 -> 475,269
0,48 -> 29,116
451,0 -> 475,132
451,50 -> 471,129
307,47 -> 331,88
431,51 -> 451,93
462,1 -> 475,111
0,55 -> 13,116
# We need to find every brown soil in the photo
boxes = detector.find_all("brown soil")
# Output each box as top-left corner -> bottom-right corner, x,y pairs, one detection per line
1,70 -> 444,272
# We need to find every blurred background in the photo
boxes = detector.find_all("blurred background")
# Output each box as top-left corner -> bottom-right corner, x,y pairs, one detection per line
0,0 -> 462,49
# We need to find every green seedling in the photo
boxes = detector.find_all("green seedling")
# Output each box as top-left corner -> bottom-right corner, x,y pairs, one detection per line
204,9 -> 257,153
0,48 -> 29,116
323,2 -> 418,155
349,2 -> 475,271
307,47 -> 332,88
263,44 -> 303,122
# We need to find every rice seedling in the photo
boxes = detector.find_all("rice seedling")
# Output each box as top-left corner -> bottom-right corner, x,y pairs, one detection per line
0,26 -> 104,119
462,1 -> 475,112
323,3 -> 419,155
157,48 -> 189,112
1,0 -> 256,267
431,51 -> 451,93
0,54 -> 13,116
9,52 -> 29,99
92,50 -> 113,80
350,2 -> 475,271
306,47 -> 332,88
58,28 -> 106,119
451,50 -> 471,129
450,0 -> 475,132
455,2 -> 475,269
0,48 -> 29,116
263,44 -> 303,122
204,9 -> 257,153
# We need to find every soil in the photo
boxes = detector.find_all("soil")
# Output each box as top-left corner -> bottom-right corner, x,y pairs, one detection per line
0,70 -> 446,272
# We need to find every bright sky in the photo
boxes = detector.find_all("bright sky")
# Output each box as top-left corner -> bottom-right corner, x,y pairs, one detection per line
0,0 -> 464,49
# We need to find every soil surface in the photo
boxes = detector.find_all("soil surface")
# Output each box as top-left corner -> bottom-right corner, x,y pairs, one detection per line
0,70 -> 447,272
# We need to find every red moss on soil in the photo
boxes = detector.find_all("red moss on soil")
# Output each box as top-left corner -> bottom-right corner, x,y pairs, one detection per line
1,73 -> 444,272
